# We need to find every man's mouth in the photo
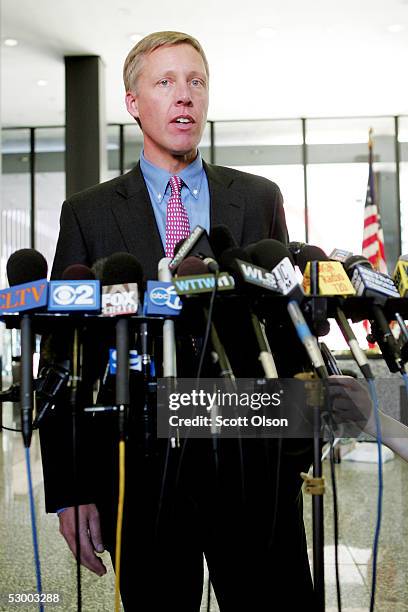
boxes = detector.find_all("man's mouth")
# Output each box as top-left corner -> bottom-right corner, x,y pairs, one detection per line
171,115 -> 195,124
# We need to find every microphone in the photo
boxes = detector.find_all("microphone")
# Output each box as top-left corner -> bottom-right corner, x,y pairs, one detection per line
37,263 -> 99,425
101,253 -> 142,316
62,265 -> 95,280
393,257 -> 408,297
176,257 -> 235,381
101,253 -> 144,438
6,248 -> 48,285
209,225 -> 238,260
168,226 -> 216,273
218,248 -> 279,378
158,257 -> 177,378
343,254 -> 404,374
6,249 -> 49,447
247,240 -> 328,378
48,263 -> 100,312
294,244 -> 374,380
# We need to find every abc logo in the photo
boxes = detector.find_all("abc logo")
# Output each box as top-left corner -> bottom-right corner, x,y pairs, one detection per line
150,285 -> 181,310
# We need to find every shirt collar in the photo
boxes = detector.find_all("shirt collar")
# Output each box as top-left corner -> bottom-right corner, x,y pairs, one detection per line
140,149 -> 204,202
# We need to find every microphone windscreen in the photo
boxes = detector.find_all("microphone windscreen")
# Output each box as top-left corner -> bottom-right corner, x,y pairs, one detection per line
62,264 -> 95,280
91,257 -> 108,280
343,254 -> 372,276
288,241 -> 307,259
177,256 -> 208,276
219,247 -> 252,274
6,248 -> 48,286
247,239 -> 294,270
210,225 -> 237,259
295,245 -> 329,273
101,252 -> 144,285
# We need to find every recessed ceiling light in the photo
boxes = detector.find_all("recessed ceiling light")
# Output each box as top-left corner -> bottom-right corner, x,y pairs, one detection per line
129,33 -> 143,43
37,80 -> 48,87
4,38 -> 18,47
387,24 -> 405,32
256,27 -> 277,40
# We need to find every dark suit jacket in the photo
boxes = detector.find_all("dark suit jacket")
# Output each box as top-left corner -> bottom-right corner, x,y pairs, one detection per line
40,161 -> 289,513
50,161 -> 288,281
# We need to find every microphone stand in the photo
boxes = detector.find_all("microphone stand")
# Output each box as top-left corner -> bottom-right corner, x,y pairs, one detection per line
300,261 -> 328,611
298,372 -> 326,612
20,313 -> 33,448
140,321 -> 155,457
158,258 -> 178,449
69,324 -> 84,612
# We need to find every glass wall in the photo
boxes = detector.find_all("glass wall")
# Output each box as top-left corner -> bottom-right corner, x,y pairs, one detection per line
213,120 -> 305,241
399,117 -> 408,256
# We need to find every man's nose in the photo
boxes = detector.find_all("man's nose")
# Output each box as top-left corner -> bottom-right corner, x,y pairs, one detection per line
175,82 -> 192,105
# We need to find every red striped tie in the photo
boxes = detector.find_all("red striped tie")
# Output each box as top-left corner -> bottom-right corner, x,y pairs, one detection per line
165,175 -> 191,258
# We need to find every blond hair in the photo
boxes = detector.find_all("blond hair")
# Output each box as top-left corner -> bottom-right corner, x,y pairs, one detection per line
123,31 -> 209,92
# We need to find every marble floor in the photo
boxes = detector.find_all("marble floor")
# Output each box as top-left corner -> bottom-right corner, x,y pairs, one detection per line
1,402 -> 407,611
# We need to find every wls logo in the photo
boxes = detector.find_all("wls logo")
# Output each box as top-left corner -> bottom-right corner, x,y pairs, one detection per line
48,281 -> 100,311
109,349 -> 142,374
145,281 -> 182,316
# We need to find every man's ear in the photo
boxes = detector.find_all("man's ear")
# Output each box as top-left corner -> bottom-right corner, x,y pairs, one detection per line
125,91 -> 139,121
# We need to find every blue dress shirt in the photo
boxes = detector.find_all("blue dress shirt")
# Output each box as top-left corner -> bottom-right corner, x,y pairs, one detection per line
139,150 -> 210,249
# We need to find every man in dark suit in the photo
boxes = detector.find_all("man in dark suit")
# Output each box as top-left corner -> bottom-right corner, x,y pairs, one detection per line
40,31 -> 314,610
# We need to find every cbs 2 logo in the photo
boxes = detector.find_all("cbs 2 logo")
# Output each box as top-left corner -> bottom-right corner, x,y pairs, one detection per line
52,284 -> 95,306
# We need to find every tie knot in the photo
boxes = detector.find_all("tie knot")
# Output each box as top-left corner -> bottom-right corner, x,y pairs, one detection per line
169,175 -> 182,196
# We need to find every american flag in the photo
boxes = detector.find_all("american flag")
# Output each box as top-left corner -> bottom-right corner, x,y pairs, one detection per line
362,129 -> 387,347
362,128 -> 387,273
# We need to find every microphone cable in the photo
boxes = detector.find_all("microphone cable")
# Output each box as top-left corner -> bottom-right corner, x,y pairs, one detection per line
320,342 -> 342,612
402,370 -> 408,402
196,270 -> 219,383
114,439 -> 125,612
1,424 -> 21,432
367,379 -> 383,612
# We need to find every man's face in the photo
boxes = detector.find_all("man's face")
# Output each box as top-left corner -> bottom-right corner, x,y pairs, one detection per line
125,43 -> 209,169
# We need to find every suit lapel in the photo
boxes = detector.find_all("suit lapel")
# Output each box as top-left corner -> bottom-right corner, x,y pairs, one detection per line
204,161 -> 245,245
110,164 -> 164,278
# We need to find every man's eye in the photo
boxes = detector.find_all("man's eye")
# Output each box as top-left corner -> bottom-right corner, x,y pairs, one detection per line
191,79 -> 202,87
159,79 -> 169,86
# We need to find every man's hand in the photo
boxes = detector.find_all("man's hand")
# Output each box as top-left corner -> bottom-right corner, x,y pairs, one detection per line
327,374 -> 373,432
59,504 -> 107,576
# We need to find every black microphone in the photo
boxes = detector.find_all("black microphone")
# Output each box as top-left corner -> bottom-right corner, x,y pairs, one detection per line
246,239 -> 329,378
177,257 -> 235,381
101,253 -> 144,438
294,244 -> 374,380
62,264 -> 96,280
6,249 -> 48,447
169,226 -> 216,273
209,225 -> 238,260
343,254 -> 404,374
6,248 -> 48,286
36,263 -> 97,427
218,248 -> 279,378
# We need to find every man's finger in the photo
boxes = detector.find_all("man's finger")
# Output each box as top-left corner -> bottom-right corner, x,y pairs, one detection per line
88,508 -> 105,553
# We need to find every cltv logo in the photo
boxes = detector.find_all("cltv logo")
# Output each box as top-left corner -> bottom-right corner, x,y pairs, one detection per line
0,279 -> 48,312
